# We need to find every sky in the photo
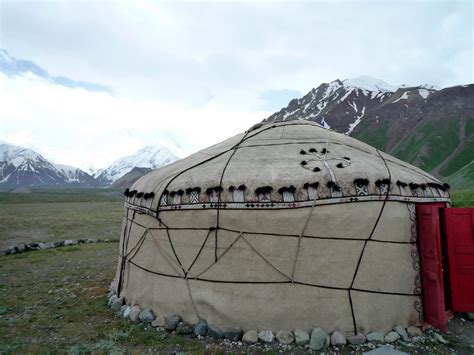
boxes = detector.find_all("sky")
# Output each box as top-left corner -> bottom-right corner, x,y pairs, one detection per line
0,0 -> 472,171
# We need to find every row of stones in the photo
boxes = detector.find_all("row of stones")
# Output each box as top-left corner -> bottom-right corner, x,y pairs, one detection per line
0,238 -> 119,256
107,291 -> 424,351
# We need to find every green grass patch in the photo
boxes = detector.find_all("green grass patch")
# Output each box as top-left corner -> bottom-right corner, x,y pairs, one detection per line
353,119 -> 390,151
393,119 -> 460,172
451,188 -> 474,207
0,188 -> 124,248
0,243 -> 205,354
0,187 -> 122,204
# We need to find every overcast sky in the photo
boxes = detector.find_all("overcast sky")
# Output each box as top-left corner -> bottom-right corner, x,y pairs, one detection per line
0,0 -> 472,170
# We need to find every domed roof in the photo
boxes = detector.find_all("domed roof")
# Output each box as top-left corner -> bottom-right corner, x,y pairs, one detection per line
126,121 -> 449,214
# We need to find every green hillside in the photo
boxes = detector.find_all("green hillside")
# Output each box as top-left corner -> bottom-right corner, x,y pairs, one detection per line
392,119 -> 460,173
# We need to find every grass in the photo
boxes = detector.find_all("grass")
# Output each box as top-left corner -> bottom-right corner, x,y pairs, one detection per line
0,243 -> 205,354
451,189 -> 474,207
353,119 -> 390,151
0,189 -> 124,249
393,119 -> 460,173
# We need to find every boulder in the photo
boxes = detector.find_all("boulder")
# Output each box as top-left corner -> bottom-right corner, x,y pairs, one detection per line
164,315 -> 181,331
129,305 -> 142,323
194,319 -> 207,336
276,330 -> 294,344
108,294 -> 118,306
331,330 -> 346,346
176,322 -> 194,335
138,309 -> 155,323
123,306 -> 131,318
309,327 -> 329,350
152,315 -> 165,327
433,332 -> 448,344
242,330 -> 258,344
110,297 -> 124,311
384,331 -> 400,343
367,331 -> 385,343
294,328 -> 310,346
406,326 -> 422,337
393,325 -> 408,341
258,330 -> 274,343
347,333 -> 366,345
224,327 -> 243,341
207,324 -> 224,339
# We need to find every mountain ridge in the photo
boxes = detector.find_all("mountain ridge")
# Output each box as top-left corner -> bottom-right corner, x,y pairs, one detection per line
264,76 -> 474,188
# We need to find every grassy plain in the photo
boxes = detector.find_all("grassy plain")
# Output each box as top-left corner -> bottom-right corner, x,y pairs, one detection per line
0,188 -> 207,353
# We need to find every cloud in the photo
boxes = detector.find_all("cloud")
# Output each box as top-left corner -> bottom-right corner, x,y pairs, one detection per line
0,72 -> 268,170
0,49 -> 113,94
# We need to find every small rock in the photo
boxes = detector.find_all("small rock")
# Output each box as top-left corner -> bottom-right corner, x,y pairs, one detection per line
119,305 -> 128,315
123,306 -> 131,318
363,346 -> 409,354
385,331 -> 400,343
276,330 -> 294,344
110,297 -> 124,311
129,305 -> 142,323
242,330 -> 258,344
194,319 -> 207,336
406,325 -> 422,337
367,331 -> 385,344
107,291 -> 116,300
224,327 -> 243,341
164,315 -> 181,331
433,332 -> 448,344
207,324 -> 224,339
139,309 -> 155,323
64,240 -> 76,246
331,330 -> 347,346
347,333 -> 366,345
258,330 -> 275,343
294,328 -> 310,346
152,315 -> 165,327
309,327 -> 329,350
176,322 -> 194,335
393,325 -> 409,341
108,294 -> 118,306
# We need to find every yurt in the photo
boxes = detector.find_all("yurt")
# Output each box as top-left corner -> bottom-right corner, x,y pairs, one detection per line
113,121 -> 450,335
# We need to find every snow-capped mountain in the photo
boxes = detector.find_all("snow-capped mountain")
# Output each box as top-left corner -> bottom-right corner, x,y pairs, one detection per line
265,76 -> 438,134
94,144 -> 179,185
0,141 -> 97,189
54,164 -> 98,186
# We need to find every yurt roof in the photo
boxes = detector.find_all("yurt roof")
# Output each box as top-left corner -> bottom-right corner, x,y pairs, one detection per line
126,121 -> 448,213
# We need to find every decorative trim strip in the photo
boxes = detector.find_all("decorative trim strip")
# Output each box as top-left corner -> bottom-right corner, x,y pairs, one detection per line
125,194 -> 449,217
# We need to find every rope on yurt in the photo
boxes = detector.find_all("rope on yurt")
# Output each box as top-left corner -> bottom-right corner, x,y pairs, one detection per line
148,229 -> 184,276
347,148 -> 393,333
186,228 -> 214,275
118,209 -> 136,296
291,127 -> 331,281
195,231 -> 243,279
240,234 -> 292,281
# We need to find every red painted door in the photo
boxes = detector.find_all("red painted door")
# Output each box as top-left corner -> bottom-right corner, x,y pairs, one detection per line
443,208 -> 474,312
416,204 -> 447,332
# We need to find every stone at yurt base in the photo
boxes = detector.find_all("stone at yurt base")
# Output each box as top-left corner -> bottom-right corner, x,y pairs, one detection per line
109,121 -> 451,346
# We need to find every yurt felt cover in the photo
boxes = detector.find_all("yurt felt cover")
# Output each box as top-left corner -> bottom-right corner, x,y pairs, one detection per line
114,121 -> 450,334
